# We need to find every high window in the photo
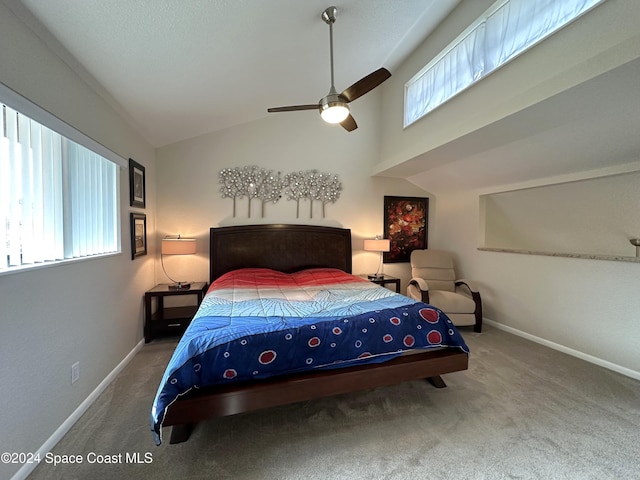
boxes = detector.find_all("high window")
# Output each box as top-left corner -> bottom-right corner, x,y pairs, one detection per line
404,0 -> 606,127
1,87 -> 122,272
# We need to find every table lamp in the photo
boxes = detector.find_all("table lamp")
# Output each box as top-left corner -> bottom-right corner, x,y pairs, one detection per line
161,235 -> 197,290
364,237 -> 390,280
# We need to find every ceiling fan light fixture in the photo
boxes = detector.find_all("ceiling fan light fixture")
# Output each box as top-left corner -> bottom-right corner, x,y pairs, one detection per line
320,100 -> 349,124
266,6 -> 391,132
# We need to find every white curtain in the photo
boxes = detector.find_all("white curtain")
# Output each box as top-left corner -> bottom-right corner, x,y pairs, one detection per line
405,24 -> 485,125
484,0 -> 601,71
63,140 -> 118,259
1,104 -> 117,270
405,0 -> 605,127
1,104 -> 64,268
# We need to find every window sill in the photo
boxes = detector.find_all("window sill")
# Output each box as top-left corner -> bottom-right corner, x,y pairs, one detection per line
478,247 -> 640,263
0,251 -> 122,277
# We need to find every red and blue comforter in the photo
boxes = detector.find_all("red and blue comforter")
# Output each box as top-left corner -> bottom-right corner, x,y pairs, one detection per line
151,268 -> 469,444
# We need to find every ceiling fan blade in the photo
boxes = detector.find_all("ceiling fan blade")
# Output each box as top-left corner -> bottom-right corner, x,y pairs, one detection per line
341,67 -> 391,103
340,114 -> 357,132
267,104 -> 319,113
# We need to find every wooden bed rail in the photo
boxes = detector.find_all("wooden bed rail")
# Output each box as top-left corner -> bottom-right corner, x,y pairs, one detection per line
163,349 -> 468,443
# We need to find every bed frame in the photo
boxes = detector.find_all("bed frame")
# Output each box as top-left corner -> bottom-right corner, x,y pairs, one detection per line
161,224 -> 468,444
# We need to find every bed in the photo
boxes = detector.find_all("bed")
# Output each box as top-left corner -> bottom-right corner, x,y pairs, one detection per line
151,224 -> 469,445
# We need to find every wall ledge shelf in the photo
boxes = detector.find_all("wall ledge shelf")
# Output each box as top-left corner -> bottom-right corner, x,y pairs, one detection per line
478,247 -> 640,263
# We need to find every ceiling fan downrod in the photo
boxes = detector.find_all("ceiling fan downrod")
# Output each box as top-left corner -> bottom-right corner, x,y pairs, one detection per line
322,6 -> 338,92
319,6 -> 348,123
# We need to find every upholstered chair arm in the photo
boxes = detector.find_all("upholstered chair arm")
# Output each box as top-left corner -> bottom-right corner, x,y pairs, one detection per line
410,277 -> 430,291
455,279 -> 483,333
455,278 -> 479,293
408,278 -> 430,304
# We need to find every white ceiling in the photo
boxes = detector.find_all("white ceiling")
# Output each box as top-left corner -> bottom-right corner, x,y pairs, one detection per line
5,0 -> 461,148
6,0 -> 639,194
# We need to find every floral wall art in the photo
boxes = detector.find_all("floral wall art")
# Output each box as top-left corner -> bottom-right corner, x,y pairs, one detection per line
220,166 -> 342,218
383,196 -> 428,263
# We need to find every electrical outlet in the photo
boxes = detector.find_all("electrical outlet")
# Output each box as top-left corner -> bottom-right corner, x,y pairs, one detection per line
71,362 -> 80,384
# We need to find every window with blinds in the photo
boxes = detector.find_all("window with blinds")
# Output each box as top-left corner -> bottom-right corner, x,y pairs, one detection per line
1,102 -> 120,272
404,0 -> 606,127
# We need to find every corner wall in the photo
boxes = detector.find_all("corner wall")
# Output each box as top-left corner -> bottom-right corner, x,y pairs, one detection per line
376,0 -> 640,377
0,4 -> 156,479
430,188 -> 640,376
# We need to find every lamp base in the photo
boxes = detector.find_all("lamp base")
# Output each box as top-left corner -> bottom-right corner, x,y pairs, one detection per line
168,282 -> 191,290
367,274 -> 384,280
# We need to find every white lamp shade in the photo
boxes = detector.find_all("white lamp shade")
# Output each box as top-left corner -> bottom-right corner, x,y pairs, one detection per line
162,238 -> 196,255
364,239 -> 390,252
320,104 -> 350,124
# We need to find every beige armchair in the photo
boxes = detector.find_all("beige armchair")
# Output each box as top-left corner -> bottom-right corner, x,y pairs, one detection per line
407,249 -> 482,333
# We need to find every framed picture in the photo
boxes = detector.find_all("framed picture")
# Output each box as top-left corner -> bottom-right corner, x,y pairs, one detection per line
130,212 -> 147,259
129,158 -> 146,208
383,196 -> 428,263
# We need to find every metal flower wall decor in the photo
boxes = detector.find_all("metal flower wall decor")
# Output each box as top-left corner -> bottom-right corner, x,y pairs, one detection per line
220,166 -> 342,218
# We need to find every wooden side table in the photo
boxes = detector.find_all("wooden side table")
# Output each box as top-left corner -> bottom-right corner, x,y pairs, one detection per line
357,274 -> 401,293
144,282 -> 208,342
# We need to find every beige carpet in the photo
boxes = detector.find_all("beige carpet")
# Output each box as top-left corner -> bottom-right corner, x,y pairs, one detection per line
28,326 -> 640,480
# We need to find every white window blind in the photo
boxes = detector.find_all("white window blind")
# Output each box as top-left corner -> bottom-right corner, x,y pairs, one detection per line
1,101 -> 120,272
404,0 -> 606,127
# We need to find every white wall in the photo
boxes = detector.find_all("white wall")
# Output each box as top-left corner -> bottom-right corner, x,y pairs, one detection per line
0,5 -> 156,479
3,4 -> 637,479
431,189 -> 640,375
482,170 -> 640,257
155,91 -> 431,291
376,0 -> 640,376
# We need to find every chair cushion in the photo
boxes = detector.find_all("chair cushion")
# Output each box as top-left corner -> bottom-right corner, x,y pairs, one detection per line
428,290 -> 476,314
410,250 -> 455,292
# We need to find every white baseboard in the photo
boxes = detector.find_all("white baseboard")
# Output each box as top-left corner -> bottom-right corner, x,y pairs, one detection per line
11,339 -> 146,480
484,318 -> 640,381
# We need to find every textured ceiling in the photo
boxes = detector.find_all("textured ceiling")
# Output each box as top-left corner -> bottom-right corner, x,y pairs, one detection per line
6,0 -> 639,195
6,0 -> 461,147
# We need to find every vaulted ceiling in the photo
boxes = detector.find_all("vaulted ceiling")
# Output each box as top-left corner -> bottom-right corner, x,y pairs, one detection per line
4,0 -> 461,147
4,0 -> 639,195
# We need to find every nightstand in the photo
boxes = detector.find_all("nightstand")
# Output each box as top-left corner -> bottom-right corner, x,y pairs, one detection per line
144,282 -> 208,342
357,274 -> 401,293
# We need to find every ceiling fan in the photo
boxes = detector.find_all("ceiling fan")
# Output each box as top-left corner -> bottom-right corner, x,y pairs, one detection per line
267,6 -> 391,132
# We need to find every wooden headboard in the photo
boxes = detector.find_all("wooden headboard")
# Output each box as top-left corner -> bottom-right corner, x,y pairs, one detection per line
209,224 -> 352,282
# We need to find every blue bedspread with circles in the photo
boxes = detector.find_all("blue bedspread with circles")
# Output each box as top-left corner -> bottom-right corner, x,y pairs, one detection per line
150,268 -> 469,444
